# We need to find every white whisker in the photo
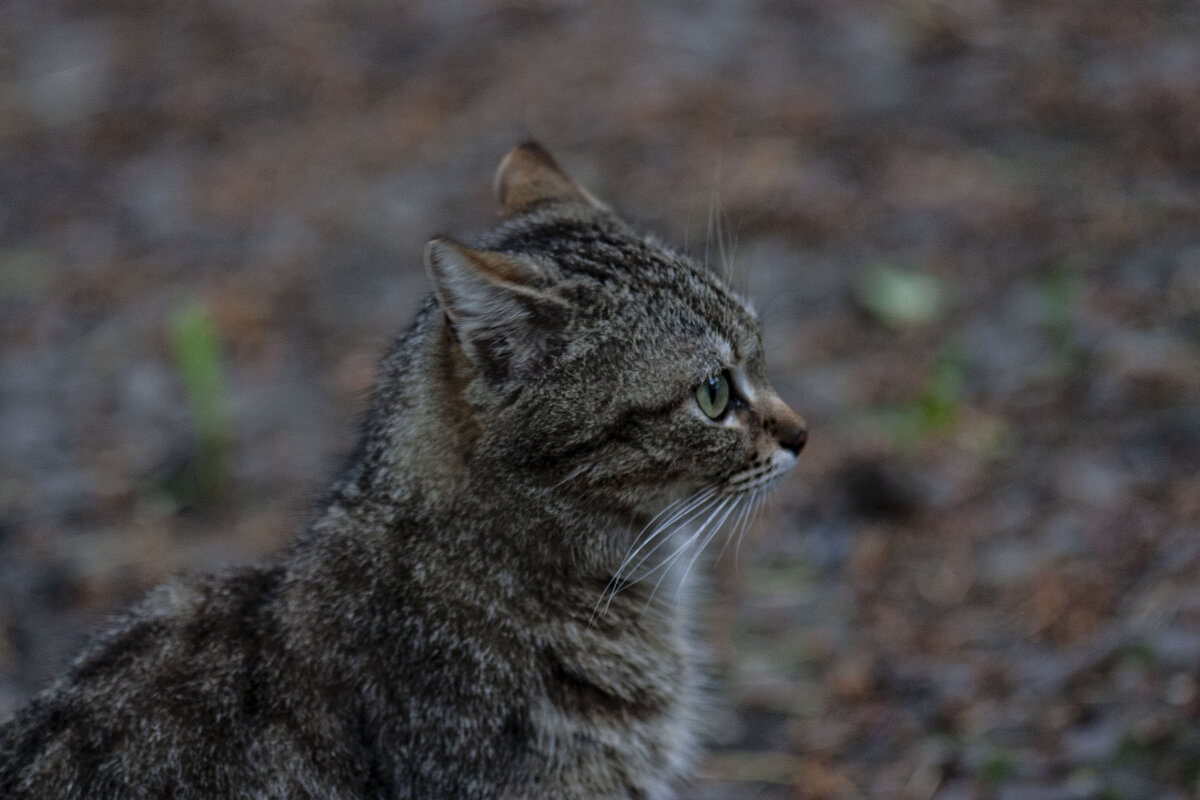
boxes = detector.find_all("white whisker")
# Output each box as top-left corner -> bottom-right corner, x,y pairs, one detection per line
728,225 -> 742,293
539,464 -> 589,496
705,188 -> 716,274
734,488 -> 766,571
612,490 -> 714,582
715,491 -> 753,567
640,495 -> 735,612
617,492 -> 723,592
591,489 -> 718,622
716,201 -> 729,281
670,492 -> 741,602
590,459 -> 789,622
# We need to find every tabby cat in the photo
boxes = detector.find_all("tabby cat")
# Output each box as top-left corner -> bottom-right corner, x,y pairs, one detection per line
0,143 -> 806,799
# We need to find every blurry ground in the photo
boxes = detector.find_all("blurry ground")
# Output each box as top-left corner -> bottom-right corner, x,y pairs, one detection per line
2,1 -> 1199,797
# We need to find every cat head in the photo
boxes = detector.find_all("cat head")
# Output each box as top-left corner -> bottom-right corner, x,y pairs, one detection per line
424,142 -> 805,525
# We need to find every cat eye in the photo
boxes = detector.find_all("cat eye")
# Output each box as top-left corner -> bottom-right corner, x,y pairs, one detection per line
696,372 -> 731,420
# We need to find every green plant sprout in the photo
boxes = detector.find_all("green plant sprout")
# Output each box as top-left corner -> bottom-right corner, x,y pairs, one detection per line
166,300 -> 232,506
878,344 -> 969,448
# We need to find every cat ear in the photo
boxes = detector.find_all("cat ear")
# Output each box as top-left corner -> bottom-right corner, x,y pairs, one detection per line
494,141 -> 603,215
424,237 -> 564,377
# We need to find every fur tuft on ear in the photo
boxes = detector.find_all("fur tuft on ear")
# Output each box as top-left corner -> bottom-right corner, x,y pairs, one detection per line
494,141 -> 603,216
424,237 -> 566,380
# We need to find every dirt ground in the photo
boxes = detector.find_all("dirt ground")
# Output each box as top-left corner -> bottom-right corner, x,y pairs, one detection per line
2,1 -> 1199,797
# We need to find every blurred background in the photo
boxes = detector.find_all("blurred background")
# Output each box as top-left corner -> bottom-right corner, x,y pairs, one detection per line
1,1 -> 1199,797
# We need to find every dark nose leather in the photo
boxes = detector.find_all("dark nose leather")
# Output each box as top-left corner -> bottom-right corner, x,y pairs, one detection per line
780,423 -> 807,455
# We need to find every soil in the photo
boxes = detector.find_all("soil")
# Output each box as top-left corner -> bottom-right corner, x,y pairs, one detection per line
2,2 -> 1198,798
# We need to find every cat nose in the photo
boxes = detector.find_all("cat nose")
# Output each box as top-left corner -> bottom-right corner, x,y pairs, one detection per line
764,396 -> 807,456
780,422 -> 808,455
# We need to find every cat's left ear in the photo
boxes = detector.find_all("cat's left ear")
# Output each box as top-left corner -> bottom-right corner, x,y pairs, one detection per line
494,141 -> 604,215
424,237 -> 565,379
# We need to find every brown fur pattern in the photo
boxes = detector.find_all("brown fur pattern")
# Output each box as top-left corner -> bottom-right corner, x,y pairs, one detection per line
0,143 -> 806,799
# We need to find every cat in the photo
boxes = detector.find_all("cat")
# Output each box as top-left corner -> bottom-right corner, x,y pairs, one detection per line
0,142 -> 807,799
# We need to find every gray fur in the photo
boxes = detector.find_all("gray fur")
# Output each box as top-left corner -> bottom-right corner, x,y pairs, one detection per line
0,143 -> 806,799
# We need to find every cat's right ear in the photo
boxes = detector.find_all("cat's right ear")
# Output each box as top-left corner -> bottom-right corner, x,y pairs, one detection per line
494,141 -> 604,215
424,237 -> 564,378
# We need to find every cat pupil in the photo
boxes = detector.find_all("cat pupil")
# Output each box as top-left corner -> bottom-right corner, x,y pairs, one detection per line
697,373 -> 730,419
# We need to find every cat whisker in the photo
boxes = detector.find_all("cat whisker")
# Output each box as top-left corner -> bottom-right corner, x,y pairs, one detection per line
715,195 -> 729,282
734,488 -> 767,571
727,227 -> 743,295
714,490 -> 754,568
669,491 -> 744,603
737,492 -> 758,564
539,464 -> 590,496
635,495 -> 735,613
599,492 -> 729,621
618,492 -> 727,590
591,489 -> 718,622
704,188 -> 715,276
729,489 -> 755,571
611,489 -> 714,584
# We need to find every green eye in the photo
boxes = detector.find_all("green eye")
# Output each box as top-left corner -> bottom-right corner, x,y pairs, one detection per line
696,372 -> 731,419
